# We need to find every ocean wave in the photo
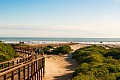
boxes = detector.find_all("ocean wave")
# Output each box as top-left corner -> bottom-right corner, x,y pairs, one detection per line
2,40 -> 120,45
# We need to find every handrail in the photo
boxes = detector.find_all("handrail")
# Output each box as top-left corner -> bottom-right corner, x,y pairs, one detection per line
0,58 -> 21,65
0,59 -> 31,72
0,46 -> 45,80
0,57 -> 45,77
0,55 -> 32,69
0,48 -> 32,69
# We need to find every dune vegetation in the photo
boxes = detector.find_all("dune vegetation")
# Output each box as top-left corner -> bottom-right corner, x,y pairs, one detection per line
0,41 -> 18,62
72,45 -> 120,80
42,45 -> 73,55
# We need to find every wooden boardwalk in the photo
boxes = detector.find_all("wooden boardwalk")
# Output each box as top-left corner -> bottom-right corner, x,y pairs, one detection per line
0,46 -> 45,80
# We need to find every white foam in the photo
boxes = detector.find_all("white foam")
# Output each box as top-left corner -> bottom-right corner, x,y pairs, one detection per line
77,42 -> 120,45
2,41 -> 28,44
2,40 -> 120,45
29,41 -> 69,44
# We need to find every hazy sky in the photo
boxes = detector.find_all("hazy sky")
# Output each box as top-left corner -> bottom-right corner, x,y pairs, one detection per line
0,0 -> 120,38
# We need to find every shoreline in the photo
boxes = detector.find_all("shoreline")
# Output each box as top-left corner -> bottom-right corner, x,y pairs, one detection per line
1,37 -> 120,45
2,40 -> 120,45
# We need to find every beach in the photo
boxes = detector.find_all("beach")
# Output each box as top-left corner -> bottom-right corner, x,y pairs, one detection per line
1,38 -> 120,80
1,41 -> 120,80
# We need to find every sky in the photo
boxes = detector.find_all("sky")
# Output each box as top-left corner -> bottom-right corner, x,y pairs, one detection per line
0,0 -> 120,38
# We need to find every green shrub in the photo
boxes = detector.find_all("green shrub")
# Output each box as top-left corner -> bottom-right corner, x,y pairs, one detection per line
52,45 -> 72,54
72,45 -> 120,80
103,57 -> 119,65
0,43 -> 18,62
47,45 -> 53,48
104,48 -> 120,60
72,73 -> 95,80
43,45 -> 72,55
42,47 -> 52,54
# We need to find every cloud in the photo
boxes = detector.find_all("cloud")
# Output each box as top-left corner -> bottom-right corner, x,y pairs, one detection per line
0,25 -> 55,31
0,25 -> 86,32
115,0 -> 120,2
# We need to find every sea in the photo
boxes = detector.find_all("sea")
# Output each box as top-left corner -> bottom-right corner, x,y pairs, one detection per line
0,37 -> 120,45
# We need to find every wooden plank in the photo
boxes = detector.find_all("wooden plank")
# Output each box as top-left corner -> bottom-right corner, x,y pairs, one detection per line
11,71 -> 14,80
27,64 -> 30,80
12,61 -> 14,65
34,61 -> 36,80
41,68 -> 42,80
18,68 -> 20,80
39,69 -> 40,80
36,61 -> 38,80
4,74 -> 7,80
17,60 -> 19,64
8,62 -> 10,67
43,58 -> 45,77
31,63 -> 33,80
0,47 -> 45,80
2,63 -> 4,69
23,66 -> 25,80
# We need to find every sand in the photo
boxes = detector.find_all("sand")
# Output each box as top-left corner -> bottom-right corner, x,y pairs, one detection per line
44,44 -> 88,80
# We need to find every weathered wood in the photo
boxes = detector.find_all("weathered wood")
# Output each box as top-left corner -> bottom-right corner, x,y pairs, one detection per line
0,50 -> 32,70
2,64 -> 4,69
36,61 -> 38,80
31,62 -> 33,80
4,74 -> 6,80
18,68 -> 20,80
27,64 -> 29,80
43,58 -> 45,77
11,71 -> 14,80
39,68 -> 40,80
8,62 -> 10,67
12,61 -> 14,65
23,66 -> 25,80
0,47 -> 45,80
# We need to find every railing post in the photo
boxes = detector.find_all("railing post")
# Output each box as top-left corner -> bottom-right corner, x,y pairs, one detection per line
43,58 -> 45,77
17,60 -> 19,64
18,68 -> 20,80
36,60 -> 38,80
27,64 -> 30,80
34,61 -> 36,80
20,59 -> 22,63
11,71 -> 14,80
12,61 -> 14,65
2,63 -> 4,69
40,59 -> 42,80
31,62 -> 34,80
4,74 -> 7,80
31,50 -> 34,80
23,66 -> 25,80
39,68 -> 40,80
8,62 -> 10,67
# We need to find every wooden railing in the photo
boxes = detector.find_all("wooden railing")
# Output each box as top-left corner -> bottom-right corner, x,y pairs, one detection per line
0,46 -> 45,80
0,48 -> 32,70
0,56 -> 32,72
14,46 -> 32,57
0,57 -> 45,80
